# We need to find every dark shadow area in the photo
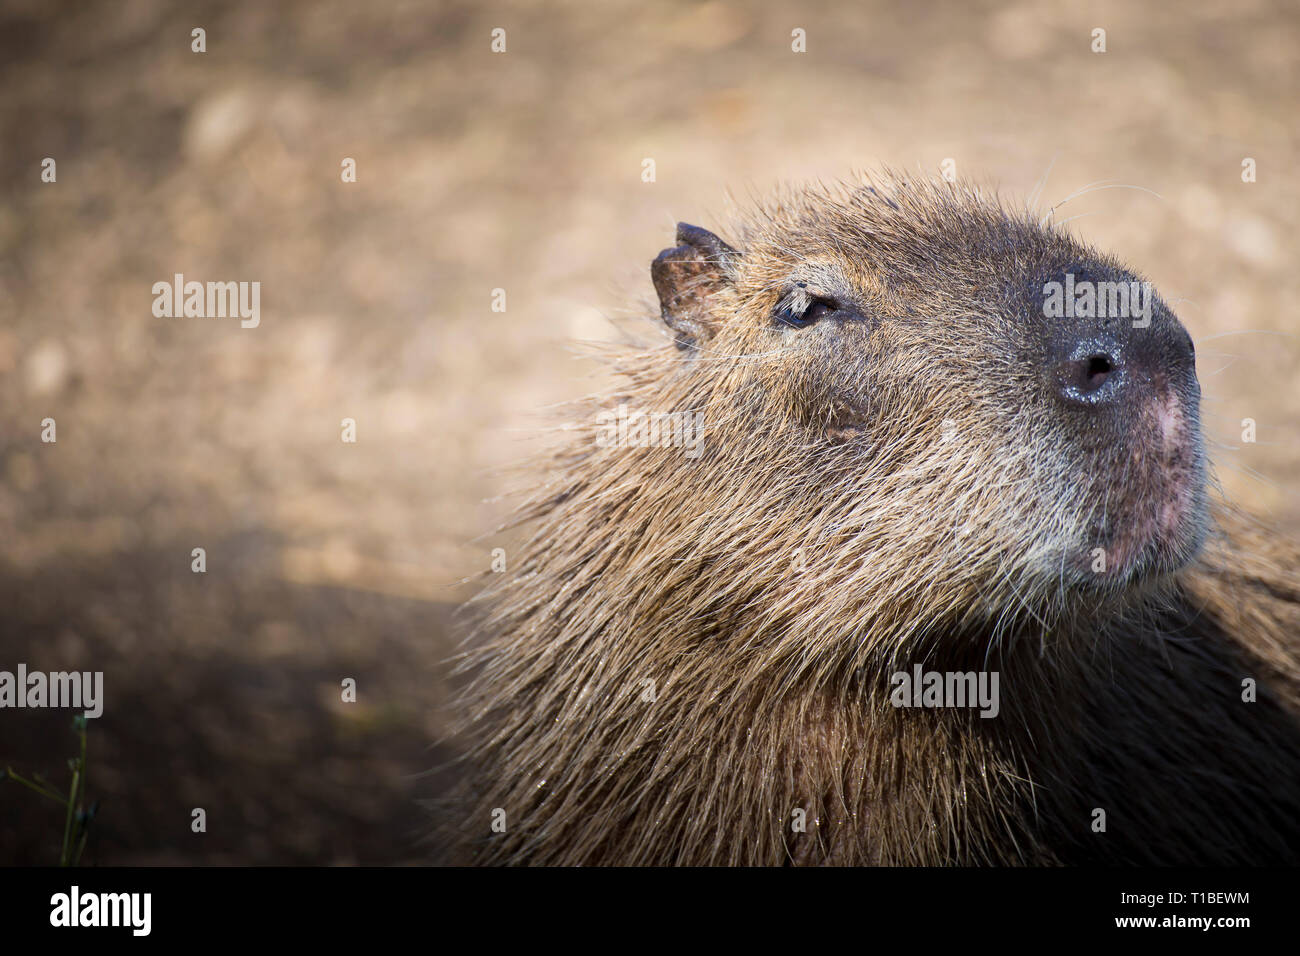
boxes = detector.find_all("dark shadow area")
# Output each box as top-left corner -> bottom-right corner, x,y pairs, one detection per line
0,544 -> 461,865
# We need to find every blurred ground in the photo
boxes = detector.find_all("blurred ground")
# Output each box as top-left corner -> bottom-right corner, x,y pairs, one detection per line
0,0 -> 1296,864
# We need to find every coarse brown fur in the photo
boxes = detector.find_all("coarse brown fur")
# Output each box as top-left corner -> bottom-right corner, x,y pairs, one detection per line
448,172 -> 1300,865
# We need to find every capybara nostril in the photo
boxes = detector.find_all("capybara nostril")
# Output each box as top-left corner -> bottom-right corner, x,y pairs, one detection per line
1084,353 -> 1113,388
1055,339 -> 1123,405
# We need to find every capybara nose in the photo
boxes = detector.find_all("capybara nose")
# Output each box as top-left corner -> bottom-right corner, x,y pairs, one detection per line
1050,321 -> 1198,409
1053,335 -> 1125,406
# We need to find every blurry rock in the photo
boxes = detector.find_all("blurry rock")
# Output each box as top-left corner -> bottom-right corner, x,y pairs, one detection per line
184,88 -> 259,163
25,338 -> 69,395
1226,215 -> 1281,268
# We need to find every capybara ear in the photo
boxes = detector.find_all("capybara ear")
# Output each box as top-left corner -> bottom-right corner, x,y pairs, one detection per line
651,222 -> 738,349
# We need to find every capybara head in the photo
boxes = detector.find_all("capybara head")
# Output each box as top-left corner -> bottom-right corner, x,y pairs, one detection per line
649,175 -> 1205,646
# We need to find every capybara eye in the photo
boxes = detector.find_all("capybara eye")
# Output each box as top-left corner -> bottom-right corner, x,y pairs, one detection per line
778,295 -> 838,328
803,298 -> 837,323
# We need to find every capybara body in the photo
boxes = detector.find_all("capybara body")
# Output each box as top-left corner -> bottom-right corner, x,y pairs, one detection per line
452,173 -> 1300,865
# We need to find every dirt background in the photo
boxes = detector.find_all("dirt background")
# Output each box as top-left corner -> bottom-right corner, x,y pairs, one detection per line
0,0 -> 1296,864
